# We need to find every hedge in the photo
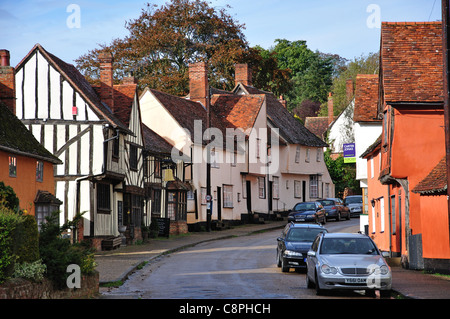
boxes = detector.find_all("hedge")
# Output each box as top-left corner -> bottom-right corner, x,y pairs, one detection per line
0,208 -> 24,283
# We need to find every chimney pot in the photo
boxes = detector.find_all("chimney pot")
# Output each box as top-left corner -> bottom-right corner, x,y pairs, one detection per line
0,50 -> 10,67
346,79 -> 354,102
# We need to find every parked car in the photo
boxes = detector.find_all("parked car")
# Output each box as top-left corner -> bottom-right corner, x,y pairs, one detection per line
277,223 -> 328,272
344,195 -> 363,217
288,201 -> 326,224
306,232 -> 392,297
318,198 -> 350,221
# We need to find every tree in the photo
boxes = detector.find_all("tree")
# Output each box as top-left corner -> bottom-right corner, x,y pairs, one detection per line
319,52 -> 379,116
76,0 -> 251,96
324,149 -> 361,198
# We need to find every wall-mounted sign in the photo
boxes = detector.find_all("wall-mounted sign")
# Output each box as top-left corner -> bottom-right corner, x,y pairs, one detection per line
343,143 -> 356,163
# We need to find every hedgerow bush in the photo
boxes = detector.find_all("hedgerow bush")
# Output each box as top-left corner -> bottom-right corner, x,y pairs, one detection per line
0,208 -> 23,283
39,211 -> 96,289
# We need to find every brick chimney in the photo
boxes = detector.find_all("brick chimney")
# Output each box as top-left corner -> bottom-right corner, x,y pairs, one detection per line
328,92 -> 334,125
189,62 -> 209,108
98,52 -> 114,110
0,50 -> 15,114
346,79 -> 354,102
235,64 -> 252,87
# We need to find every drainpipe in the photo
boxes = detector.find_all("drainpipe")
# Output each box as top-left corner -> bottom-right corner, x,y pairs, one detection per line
442,0 -> 450,246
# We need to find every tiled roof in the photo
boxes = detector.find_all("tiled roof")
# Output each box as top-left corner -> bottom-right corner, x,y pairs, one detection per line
0,101 -> 62,164
305,117 -> 332,139
211,94 -> 264,132
354,74 -> 380,122
380,22 -> 443,103
412,156 -> 447,195
142,124 -> 174,155
237,85 -> 328,147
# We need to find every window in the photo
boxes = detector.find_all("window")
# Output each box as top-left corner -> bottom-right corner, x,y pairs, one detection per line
294,180 -> 301,198
113,136 -> 119,158
309,175 -> 318,198
35,204 -> 59,232
258,177 -> 265,198
325,183 -> 330,198
36,161 -> 44,182
211,149 -> 219,168
272,176 -> 280,199
256,138 -> 261,158
201,187 -> 207,205
391,196 -> 396,235
97,183 -> 111,213
295,146 -> 301,163
305,148 -> 310,162
154,159 -> 161,178
187,190 -> 194,200
9,156 -> 16,177
316,148 -> 322,162
223,185 -> 233,208
130,144 -> 138,171
167,191 -> 187,221
151,189 -> 162,216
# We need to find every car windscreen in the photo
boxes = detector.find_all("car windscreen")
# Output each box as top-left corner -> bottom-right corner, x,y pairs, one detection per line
286,228 -> 325,242
319,200 -> 334,206
320,237 -> 378,255
344,197 -> 362,204
294,203 -> 316,211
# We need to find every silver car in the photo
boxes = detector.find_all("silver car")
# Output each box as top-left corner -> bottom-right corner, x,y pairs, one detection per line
306,233 -> 392,297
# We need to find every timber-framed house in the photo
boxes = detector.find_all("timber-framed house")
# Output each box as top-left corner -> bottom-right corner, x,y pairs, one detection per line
14,44 -> 145,248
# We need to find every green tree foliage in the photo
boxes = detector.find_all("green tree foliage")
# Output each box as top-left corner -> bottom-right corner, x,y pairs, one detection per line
0,181 -> 20,212
0,208 -> 23,283
319,52 -> 379,116
324,149 -> 361,197
260,39 -> 342,111
39,211 -> 96,289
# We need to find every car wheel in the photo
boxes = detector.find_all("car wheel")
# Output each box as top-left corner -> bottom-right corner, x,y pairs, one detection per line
306,272 -> 315,289
336,213 -> 341,221
277,251 -> 282,267
281,259 -> 290,273
346,212 -> 350,220
315,271 -> 324,295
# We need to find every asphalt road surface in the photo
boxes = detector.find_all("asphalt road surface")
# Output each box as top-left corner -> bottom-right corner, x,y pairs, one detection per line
101,218 -> 371,299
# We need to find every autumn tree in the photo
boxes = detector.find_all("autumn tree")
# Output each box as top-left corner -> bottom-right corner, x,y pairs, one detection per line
76,0 -> 252,96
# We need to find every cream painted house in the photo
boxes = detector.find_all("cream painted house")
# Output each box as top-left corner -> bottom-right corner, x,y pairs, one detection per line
140,63 -> 334,229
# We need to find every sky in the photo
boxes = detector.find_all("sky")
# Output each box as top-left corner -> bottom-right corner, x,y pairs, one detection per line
0,0 -> 442,67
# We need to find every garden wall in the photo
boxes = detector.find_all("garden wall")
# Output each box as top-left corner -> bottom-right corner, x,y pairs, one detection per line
0,271 -> 99,299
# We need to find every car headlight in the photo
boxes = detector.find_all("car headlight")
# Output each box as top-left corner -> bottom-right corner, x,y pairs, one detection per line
284,250 -> 303,257
368,264 -> 390,275
379,265 -> 389,275
307,215 -> 314,218
321,264 -> 337,274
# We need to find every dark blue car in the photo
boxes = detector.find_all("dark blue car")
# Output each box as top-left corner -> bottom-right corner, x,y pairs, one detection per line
287,201 -> 326,224
277,222 -> 328,272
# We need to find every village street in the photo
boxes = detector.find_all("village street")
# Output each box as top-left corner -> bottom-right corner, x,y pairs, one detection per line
100,218 -> 373,299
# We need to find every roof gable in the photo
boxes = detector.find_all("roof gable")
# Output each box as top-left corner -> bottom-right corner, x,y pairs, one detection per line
380,22 -> 443,104
16,44 -> 130,133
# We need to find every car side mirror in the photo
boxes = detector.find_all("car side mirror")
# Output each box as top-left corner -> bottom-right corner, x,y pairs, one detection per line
307,251 -> 316,257
277,237 -> 284,242
381,251 -> 390,258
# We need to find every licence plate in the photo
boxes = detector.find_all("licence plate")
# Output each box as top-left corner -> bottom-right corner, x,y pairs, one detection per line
345,278 -> 366,284
296,218 -> 305,222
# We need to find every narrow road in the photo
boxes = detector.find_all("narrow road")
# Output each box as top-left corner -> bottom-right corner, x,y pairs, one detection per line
102,218 -> 366,299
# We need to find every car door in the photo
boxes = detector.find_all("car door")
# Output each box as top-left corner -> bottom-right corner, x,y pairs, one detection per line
307,235 -> 321,277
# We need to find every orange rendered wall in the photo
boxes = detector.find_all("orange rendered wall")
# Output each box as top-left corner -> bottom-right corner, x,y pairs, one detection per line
390,108 -> 445,236
419,195 -> 450,259
367,152 -> 391,252
0,151 -> 55,216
